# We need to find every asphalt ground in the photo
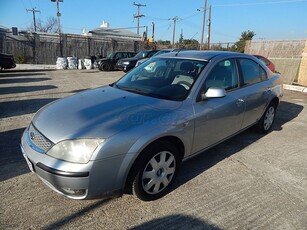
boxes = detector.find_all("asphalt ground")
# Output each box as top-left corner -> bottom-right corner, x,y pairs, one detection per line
0,68 -> 306,230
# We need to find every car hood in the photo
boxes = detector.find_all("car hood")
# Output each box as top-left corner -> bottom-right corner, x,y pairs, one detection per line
98,58 -> 108,61
32,86 -> 182,143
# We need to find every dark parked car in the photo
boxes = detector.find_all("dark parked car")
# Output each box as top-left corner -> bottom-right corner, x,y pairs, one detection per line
116,50 -> 158,72
96,51 -> 136,71
253,55 -> 276,72
21,51 -> 283,201
135,49 -> 175,67
0,53 -> 16,71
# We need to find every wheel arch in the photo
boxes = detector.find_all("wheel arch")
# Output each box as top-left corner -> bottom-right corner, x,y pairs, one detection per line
123,135 -> 185,194
270,96 -> 279,108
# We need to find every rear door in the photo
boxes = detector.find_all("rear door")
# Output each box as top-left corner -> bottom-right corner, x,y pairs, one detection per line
237,58 -> 271,129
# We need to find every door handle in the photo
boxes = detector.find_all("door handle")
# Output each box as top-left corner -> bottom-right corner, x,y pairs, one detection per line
236,98 -> 244,106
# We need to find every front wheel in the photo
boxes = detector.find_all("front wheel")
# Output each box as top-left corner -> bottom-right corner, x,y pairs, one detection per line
256,103 -> 277,133
131,141 -> 181,201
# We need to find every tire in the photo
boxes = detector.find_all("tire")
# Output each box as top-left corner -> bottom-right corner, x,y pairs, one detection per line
100,62 -> 111,71
131,141 -> 181,201
256,103 -> 277,133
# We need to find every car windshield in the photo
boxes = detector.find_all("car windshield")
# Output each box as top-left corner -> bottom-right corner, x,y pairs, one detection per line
135,51 -> 151,59
107,52 -> 115,59
115,58 -> 207,101
153,50 -> 171,57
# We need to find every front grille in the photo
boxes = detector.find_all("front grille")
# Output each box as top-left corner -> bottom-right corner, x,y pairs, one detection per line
28,124 -> 53,152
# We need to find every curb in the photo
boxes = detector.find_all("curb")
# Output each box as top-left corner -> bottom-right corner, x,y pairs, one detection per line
283,84 -> 307,93
15,64 -> 56,70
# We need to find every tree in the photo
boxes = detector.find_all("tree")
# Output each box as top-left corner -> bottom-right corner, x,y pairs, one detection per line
28,17 -> 58,33
156,40 -> 172,48
177,39 -> 199,49
231,30 -> 256,53
178,32 -> 184,44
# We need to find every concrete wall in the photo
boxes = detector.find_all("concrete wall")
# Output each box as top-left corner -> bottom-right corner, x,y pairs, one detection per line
245,40 -> 307,86
297,40 -> 307,86
0,32 -> 140,65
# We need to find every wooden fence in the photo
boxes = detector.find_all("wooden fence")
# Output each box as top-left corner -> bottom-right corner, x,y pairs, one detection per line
0,32 -> 141,65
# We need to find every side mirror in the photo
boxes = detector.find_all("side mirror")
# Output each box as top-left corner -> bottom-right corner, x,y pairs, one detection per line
200,87 -> 226,100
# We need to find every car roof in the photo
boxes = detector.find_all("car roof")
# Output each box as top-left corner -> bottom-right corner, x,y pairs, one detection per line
158,50 -> 254,61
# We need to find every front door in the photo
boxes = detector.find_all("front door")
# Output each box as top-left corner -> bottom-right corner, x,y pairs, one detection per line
192,58 -> 245,153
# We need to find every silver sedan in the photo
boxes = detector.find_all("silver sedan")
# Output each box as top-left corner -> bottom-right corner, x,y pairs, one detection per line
21,51 -> 283,201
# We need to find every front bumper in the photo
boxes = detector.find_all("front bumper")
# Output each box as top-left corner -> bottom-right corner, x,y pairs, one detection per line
20,129 -> 125,199
21,133 -> 91,199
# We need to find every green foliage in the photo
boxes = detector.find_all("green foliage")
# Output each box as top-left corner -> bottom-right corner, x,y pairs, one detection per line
177,39 -> 199,50
157,40 -> 171,46
231,30 -> 256,53
179,33 -> 184,44
15,51 -> 26,64
210,43 -> 229,51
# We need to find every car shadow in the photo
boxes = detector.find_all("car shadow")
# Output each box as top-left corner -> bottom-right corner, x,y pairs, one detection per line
0,73 -> 48,78
0,98 -> 59,119
42,204 -> 220,230
0,69 -> 55,73
0,77 -> 51,84
41,198 -> 112,230
0,85 -> 57,95
171,100 -> 303,194
0,128 -> 29,182
0,97 -> 59,181
130,214 -> 220,230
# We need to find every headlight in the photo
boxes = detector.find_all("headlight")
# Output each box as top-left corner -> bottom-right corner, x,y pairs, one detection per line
123,61 -> 130,65
46,139 -> 105,164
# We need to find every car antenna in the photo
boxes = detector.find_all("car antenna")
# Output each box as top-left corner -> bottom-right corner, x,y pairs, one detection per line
175,48 -> 183,56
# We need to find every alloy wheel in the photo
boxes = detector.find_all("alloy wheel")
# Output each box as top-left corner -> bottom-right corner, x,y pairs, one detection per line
141,151 -> 176,195
264,106 -> 275,130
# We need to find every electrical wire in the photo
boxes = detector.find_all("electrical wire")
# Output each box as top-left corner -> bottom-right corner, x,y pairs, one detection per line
213,0 -> 307,7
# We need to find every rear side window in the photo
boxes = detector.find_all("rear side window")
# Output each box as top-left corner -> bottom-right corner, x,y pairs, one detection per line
258,56 -> 270,66
239,59 -> 267,85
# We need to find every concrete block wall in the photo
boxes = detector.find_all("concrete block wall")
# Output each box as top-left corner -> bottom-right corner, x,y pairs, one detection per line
298,40 -> 307,86
245,40 -> 307,86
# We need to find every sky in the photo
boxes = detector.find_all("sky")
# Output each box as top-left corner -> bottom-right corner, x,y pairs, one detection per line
1,0 -> 307,44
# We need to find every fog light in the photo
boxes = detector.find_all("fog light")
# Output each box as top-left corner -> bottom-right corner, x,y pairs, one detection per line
60,187 -> 86,196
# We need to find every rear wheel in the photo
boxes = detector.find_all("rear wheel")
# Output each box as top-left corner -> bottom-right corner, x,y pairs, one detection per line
131,141 -> 181,201
100,62 -> 111,71
256,103 -> 277,133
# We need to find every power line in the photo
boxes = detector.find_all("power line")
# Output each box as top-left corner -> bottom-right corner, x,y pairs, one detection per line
213,0 -> 307,7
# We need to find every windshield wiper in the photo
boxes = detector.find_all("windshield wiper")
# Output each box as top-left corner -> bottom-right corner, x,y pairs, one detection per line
120,87 -> 151,96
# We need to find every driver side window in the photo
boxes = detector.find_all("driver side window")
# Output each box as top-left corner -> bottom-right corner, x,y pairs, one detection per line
204,59 -> 239,92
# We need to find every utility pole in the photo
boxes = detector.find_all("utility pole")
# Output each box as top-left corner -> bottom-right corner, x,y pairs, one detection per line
199,0 -> 207,50
51,0 -> 63,34
170,16 -> 179,48
207,5 -> 212,50
152,22 -> 155,42
26,8 -> 40,32
133,2 -> 146,35
51,0 -> 63,57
